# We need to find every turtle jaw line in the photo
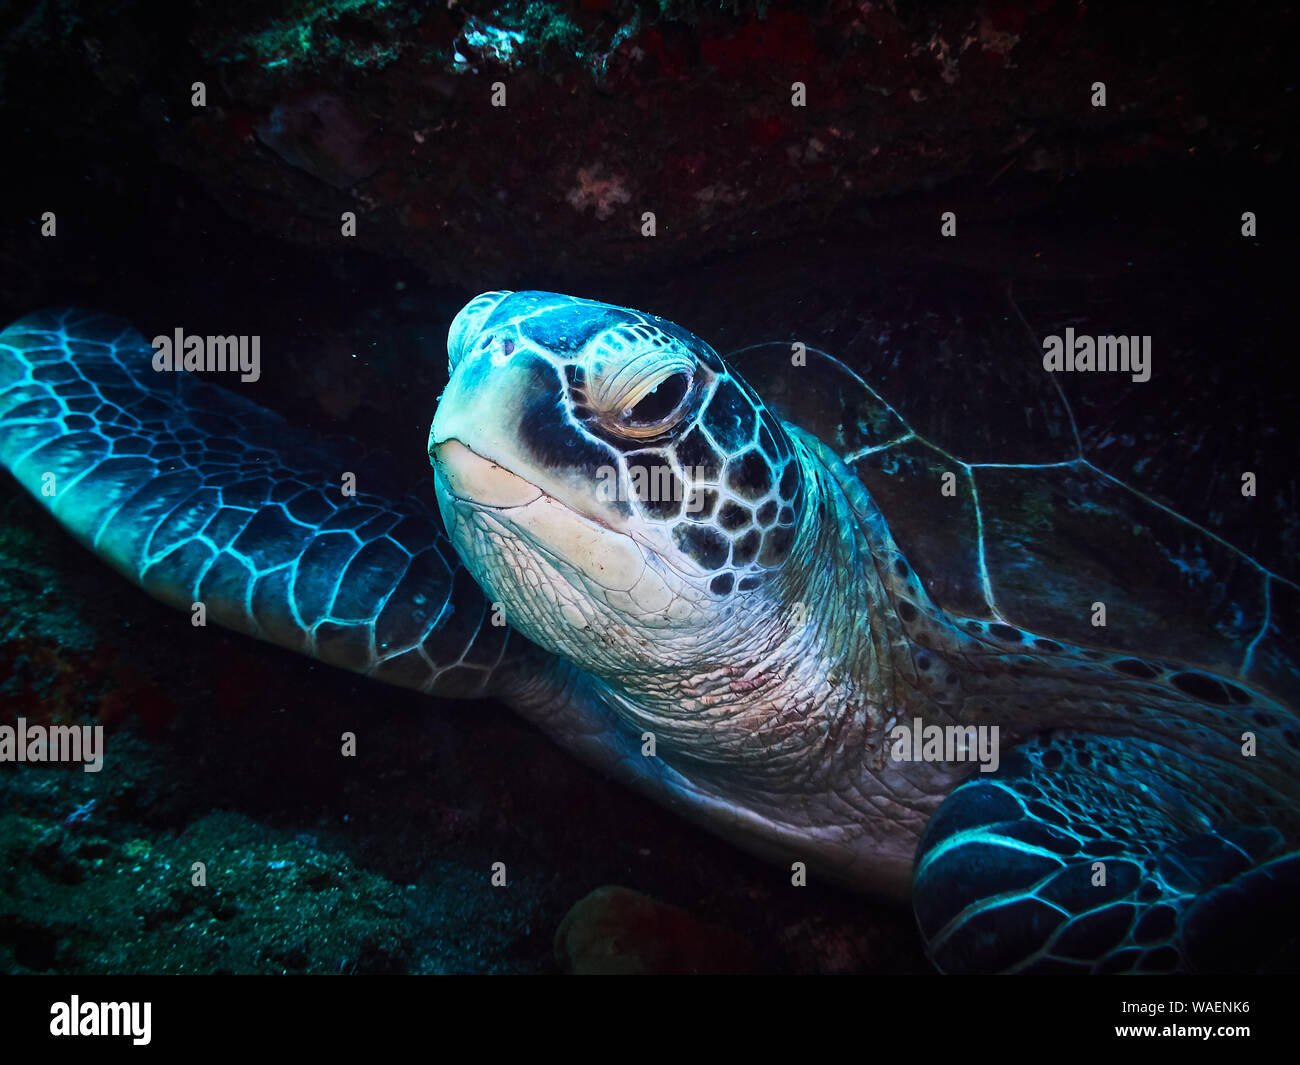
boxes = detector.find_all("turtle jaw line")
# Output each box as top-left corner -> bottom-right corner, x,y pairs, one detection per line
431,438 -> 708,652
431,438 -> 544,512
432,437 -> 624,536
430,438 -> 724,589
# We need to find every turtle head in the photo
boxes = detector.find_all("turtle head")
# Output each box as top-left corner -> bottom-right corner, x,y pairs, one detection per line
429,291 -> 809,681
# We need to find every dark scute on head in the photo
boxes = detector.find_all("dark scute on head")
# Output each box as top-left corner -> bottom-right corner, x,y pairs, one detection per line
731,529 -> 760,565
987,623 -> 1023,642
1170,672 -> 1233,706
514,295 -> 631,355
738,575 -> 762,591
897,599 -> 918,624
1034,637 -> 1062,652
685,486 -> 719,520
779,461 -> 799,501
757,500 -> 777,527
759,525 -> 794,566
718,500 -> 750,531
703,377 -> 757,454
726,449 -> 773,502
649,313 -> 725,372
674,425 -> 723,482
626,450 -> 683,520
516,357 -> 629,516
674,523 -> 729,571
709,573 -> 734,596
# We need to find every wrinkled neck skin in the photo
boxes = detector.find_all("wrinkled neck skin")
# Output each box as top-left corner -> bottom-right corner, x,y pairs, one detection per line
596,435 -> 895,776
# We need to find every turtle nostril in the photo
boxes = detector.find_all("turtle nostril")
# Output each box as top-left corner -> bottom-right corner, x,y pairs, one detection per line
448,290 -> 513,369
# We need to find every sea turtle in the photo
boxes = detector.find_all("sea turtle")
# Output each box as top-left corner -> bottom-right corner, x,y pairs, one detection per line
1,283 -> 1297,974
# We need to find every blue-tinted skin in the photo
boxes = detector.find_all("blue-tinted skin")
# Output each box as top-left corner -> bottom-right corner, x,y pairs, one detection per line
3,299 -> 1298,974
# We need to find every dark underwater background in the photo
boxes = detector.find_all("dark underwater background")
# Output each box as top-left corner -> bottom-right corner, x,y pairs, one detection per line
0,0 -> 1295,973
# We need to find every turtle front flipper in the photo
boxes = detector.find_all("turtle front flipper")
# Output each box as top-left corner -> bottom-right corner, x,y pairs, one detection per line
0,309 -> 527,697
912,731 -> 1300,973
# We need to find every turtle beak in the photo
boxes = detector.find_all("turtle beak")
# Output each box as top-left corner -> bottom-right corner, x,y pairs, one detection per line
430,439 -> 543,509
430,319 -> 619,517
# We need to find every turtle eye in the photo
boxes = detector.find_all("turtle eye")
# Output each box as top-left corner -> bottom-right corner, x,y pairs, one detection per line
602,368 -> 696,441
581,323 -> 704,441
625,372 -> 690,429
